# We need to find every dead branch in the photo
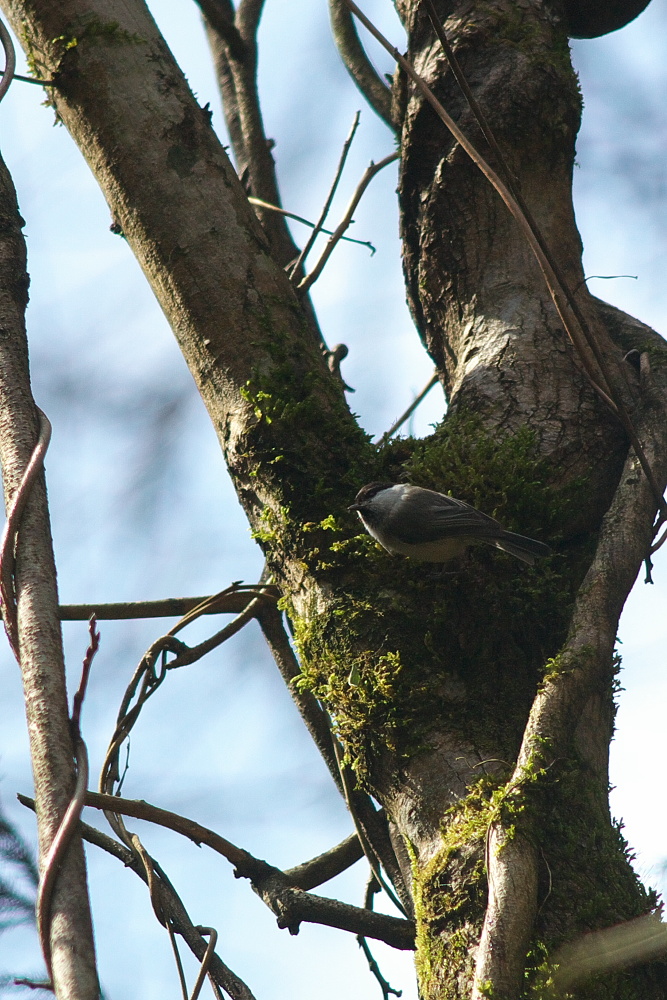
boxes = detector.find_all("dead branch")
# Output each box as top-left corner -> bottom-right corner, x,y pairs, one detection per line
20,792 -> 415,950
257,602 -> 343,789
289,112 -> 361,282
357,874 -> 403,999
236,0 -> 265,42
19,792 -> 256,999
375,373 -> 439,446
247,196 -> 376,251
282,831 -> 363,890
298,151 -> 399,295
195,0 -> 244,58
328,0 -> 394,129
0,136 -> 98,995
58,583 -> 279,621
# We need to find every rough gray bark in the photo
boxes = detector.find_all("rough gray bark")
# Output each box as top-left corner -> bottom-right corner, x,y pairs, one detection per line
4,0 -> 667,997
0,154 -> 99,997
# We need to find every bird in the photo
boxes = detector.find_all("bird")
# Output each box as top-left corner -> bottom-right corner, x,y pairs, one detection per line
349,482 -> 551,566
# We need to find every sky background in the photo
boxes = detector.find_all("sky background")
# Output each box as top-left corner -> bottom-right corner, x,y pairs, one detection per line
0,1 -> 666,997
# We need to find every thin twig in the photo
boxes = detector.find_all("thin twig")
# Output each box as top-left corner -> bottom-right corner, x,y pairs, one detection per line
70,616 -> 100,733
189,927 -> 217,1000
375,373 -> 439,446
331,739 -> 407,918
167,920 -> 189,1000
44,810 -> 255,1000
298,151 -> 399,294
288,111 -> 361,281
99,585 -> 277,811
357,873 -> 403,999
344,0 -> 667,518
247,196 -> 376,250
257,603 -> 343,791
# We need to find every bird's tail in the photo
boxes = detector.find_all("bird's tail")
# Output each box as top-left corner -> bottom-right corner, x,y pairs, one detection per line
493,531 -> 551,566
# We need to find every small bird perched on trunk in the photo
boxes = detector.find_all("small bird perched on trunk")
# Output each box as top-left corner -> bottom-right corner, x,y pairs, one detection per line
349,482 -> 550,566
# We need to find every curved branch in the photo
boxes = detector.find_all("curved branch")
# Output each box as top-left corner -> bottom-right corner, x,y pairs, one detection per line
59,810 -> 257,1000
328,0 -> 394,129
32,791 -> 416,950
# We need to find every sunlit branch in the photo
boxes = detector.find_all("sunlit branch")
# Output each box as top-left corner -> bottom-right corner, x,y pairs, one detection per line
328,0 -> 394,129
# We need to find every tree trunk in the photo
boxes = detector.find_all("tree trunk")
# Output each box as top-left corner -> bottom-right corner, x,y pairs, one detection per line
6,0 -> 667,996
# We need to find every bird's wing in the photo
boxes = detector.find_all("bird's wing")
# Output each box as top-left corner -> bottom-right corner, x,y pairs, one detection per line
386,488 -> 501,545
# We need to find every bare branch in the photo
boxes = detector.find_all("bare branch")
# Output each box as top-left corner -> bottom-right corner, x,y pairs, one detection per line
283,832 -> 363,890
24,792 -> 415,950
0,144 -> 98,996
194,0 -> 245,59
257,601 -> 411,914
236,0 -> 265,43
328,0 -> 394,129
375,373 -> 439,446
58,584 -> 279,621
289,112 -> 361,281
257,603 -> 343,791
19,794 -> 257,1000
298,150 -> 399,294
200,2 -> 303,272
247,196 -> 376,251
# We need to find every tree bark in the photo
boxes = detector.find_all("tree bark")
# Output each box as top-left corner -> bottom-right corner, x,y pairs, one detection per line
0,153 -> 99,997
6,0 -> 667,996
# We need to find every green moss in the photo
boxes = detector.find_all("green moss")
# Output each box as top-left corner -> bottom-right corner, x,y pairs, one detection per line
411,739 -> 665,999
290,415 -> 592,781
52,15 -> 145,53
413,775 -> 501,997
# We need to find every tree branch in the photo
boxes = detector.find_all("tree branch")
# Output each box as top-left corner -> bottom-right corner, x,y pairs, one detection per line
328,0 -> 394,129
198,0 -> 304,271
0,148 -> 99,996
282,831 -> 363,890
21,791 -> 415,950
298,150 -> 399,294
236,0 -> 265,43
193,0 -> 245,59
62,810 -> 256,1000
473,360 -> 667,998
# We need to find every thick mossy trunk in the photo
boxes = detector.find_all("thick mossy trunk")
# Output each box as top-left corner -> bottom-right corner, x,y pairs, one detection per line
296,1 -> 667,995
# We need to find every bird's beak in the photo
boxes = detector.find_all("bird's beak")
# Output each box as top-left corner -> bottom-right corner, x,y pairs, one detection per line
348,504 -> 360,512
